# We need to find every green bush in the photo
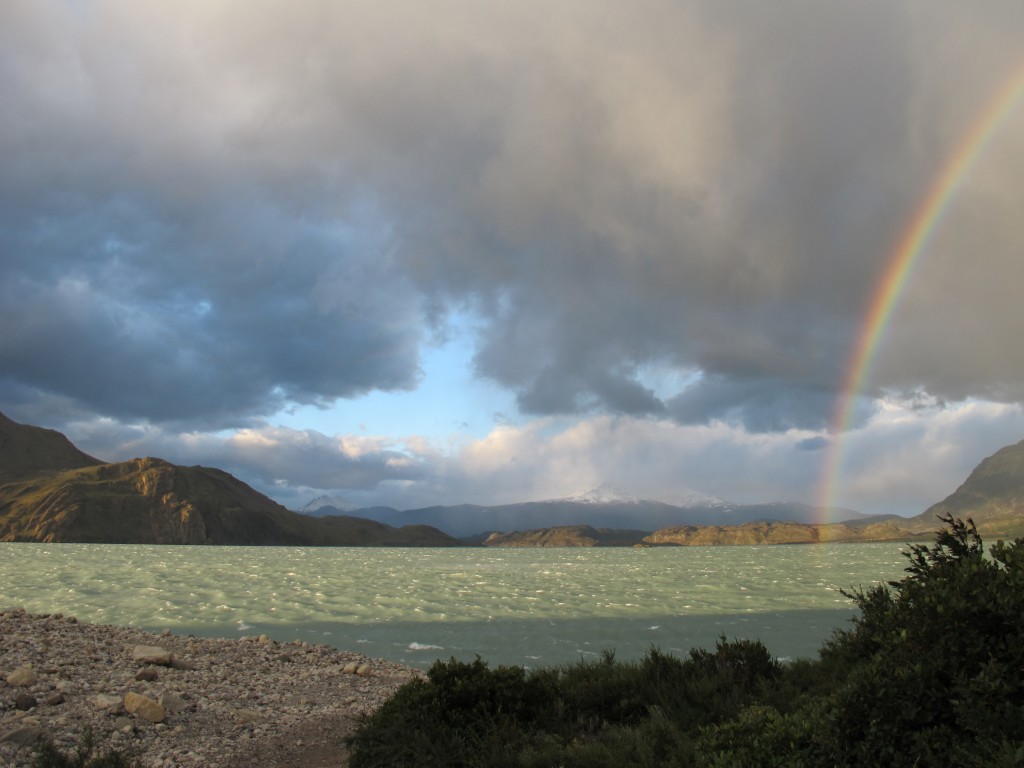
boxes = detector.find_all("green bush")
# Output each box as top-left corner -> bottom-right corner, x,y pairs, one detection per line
347,638 -> 782,768
818,515 -> 1024,766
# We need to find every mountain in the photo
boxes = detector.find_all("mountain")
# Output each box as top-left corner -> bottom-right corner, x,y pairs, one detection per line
0,413 -> 458,547
909,438 -> 1024,538
355,493 -> 862,538
544,484 -> 645,505
299,494 -> 357,515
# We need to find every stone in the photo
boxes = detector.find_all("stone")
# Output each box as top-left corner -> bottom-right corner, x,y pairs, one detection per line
356,664 -> 372,677
124,691 -> 166,723
342,661 -> 359,674
0,725 -> 43,747
6,666 -> 38,686
95,693 -> 122,709
132,645 -> 173,666
235,708 -> 262,722
257,634 -> 271,644
136,667 -> 160,681
114,716 -> 134,731
159,691 -> 187,713
45,692 -> 65,706
15,692 -> 37,710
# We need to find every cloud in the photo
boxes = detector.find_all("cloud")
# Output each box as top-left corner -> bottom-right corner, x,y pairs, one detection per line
2,0 -> 1024,512
796,437 -> 831,452
61,399 -> 1024,518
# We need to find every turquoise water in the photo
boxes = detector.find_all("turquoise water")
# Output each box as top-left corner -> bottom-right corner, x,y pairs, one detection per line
0,543 -> 909,669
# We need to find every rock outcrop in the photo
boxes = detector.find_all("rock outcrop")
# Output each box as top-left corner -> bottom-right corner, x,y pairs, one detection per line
641,519 -> 923,546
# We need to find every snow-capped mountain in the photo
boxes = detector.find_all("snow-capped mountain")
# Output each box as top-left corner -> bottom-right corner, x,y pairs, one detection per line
545,483 -> 644,505
543,483 -> 728,508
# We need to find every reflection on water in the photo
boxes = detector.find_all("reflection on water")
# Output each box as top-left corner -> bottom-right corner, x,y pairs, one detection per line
0,542 -> 909,669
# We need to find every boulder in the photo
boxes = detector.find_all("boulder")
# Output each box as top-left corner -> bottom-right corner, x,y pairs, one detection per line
132,645 -> 173,666
0,725 -> 43,747
124,691 -> 166,723
14,692 -> 37,710
159,691 -> 187,713
6,666 -> 38,686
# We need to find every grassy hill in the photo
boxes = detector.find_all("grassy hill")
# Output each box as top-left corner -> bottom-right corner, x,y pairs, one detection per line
909,438 -> 1024,538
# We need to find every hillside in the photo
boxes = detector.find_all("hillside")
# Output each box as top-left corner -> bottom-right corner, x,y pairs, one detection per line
0,411 -> 103,483
910,438 -> 1024,538
0,413 -> 458,546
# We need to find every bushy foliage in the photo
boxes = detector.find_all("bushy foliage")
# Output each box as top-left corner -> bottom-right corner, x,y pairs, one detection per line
818,514 -> 1024,766
31,730 -> 139,768
348,516 -> 1024,767
347,638 -> 782,768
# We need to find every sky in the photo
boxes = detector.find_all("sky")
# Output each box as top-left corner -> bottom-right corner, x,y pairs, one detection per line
2,0 -> 1024,518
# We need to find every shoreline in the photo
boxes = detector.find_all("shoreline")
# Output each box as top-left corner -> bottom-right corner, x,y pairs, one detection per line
0,608 -> 421,767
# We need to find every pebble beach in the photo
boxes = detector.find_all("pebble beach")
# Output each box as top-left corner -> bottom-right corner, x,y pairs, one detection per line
0,608 -> 422,767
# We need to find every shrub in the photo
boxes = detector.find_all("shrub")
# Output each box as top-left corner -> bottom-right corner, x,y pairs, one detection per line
819,515 -> 1024,765
31,730 -> 139,768
348,639 -> 782,768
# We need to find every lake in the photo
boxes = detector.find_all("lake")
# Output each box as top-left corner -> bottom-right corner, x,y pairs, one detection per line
0,542 -> 910,669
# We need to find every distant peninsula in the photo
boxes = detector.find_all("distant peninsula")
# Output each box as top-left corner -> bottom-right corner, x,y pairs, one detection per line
3,411 -> 1024,546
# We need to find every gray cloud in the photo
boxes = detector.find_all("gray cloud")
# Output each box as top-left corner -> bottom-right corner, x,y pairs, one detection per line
2,0 -> 1023,441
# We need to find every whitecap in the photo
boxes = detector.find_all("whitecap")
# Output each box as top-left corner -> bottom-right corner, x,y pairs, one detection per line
236,621 -> 254,631
648,625 -> 661,630
407,642 -> 444,651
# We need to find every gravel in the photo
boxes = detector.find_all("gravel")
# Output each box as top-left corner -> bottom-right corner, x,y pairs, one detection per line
0,608 -> 422,767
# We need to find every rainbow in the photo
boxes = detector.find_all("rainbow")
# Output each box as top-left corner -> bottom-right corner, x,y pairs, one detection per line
816,59 -> 1024,523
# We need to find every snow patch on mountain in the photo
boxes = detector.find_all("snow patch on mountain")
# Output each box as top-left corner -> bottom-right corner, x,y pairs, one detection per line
540,482 -> 730,508
543,484 -> 645,505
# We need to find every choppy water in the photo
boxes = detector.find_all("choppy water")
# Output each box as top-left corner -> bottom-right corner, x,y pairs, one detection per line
0,543 -> 910,669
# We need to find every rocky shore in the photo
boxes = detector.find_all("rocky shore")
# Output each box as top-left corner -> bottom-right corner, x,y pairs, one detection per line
0,608 -> 422,767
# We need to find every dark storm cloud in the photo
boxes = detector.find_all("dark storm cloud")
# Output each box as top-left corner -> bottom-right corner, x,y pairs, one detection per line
2,0 -> 1023,435
795,436 -> 830,452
